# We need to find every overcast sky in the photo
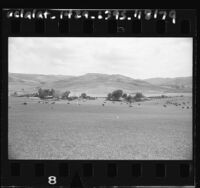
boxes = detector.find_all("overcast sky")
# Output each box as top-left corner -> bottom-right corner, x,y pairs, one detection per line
9,37 -> 192,79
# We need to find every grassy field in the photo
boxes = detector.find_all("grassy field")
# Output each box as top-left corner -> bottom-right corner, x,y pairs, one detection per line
8,95 -> 192,160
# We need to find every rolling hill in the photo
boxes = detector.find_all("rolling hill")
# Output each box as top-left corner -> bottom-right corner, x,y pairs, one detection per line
144,77 -> 192,91
8,73 -> 192,97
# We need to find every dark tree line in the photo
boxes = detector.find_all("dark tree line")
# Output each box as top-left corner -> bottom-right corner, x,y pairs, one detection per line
107,90 -> 144,102
38,88 -> 71,99
38,88 -> 56,99
62,90 -> 70,99
107,90 -> 123,101
31,88 -> 145,102
37,89 -> 95,100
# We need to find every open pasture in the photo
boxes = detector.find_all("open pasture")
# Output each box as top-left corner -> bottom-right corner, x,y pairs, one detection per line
8,95 -> 192,160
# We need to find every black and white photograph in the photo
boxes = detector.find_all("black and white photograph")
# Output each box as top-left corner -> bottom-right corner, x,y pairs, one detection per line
8,37 -> 193,160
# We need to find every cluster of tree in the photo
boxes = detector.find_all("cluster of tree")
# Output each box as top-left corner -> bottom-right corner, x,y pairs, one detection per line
37,88 -> 71,99
80,93 -> 96,100
133,92 -> 145,102
61,90 -> 70,99
37,89 -> 95,100
38,88 -> 56,99
80,93 -> 87,99
107,90 -> 145,102
107,90 -> 123,101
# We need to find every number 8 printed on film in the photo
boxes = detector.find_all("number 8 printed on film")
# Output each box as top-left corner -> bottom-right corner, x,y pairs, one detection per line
48,176 -> 57,185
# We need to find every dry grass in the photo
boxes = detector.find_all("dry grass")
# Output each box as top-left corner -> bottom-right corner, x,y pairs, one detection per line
8,96 -> 192,160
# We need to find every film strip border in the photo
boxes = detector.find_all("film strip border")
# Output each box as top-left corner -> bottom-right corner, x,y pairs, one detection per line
2,161 -> 193,186
1,9 -> 197,187
2,9 -> 197,36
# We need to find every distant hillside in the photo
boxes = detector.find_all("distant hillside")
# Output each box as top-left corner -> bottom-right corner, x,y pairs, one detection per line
9,73 -> 74,84
144,77 -> 192,92
9,73 -> 192,97
9,73 -> 74,94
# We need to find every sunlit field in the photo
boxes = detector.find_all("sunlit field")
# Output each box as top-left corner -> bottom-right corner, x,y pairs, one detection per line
8,95 -> 192,160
